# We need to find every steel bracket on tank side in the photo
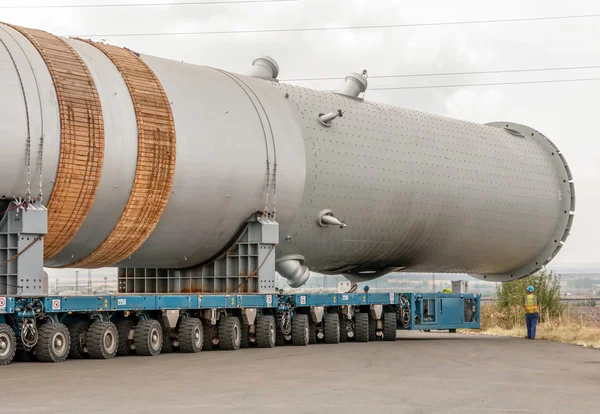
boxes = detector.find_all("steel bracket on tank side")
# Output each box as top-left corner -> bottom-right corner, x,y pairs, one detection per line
117,213 -> 279,294
0,201 -> 47,296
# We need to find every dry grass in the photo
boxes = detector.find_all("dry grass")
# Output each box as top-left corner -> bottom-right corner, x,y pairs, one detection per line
468,303 -> 600,349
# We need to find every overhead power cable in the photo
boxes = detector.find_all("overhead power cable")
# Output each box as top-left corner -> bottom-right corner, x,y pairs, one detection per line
281,64 -> 600,82
71,13 -> 600,37
363,77 -> 600,91
0,0 -> 295,8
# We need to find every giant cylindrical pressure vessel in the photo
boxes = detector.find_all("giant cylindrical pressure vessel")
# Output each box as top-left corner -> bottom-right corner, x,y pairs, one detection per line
0,23 -> 575,286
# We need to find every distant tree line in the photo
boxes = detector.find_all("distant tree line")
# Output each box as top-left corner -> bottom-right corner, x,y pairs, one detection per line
566,278 -> 598,289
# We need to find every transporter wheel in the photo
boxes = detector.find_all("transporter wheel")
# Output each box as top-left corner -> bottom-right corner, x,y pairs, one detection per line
87,321 -> 119,359
68,320 -> 91,359
219,316 -> 242,351
354,312 -> 369,343
308,321 -> 317,344
339,316 -> 348,343
134,319 -> 163,356
178,318 -> 203,353
115,319 -> 135,356
292,314 -> 309,346
369,316 -> 378,341
383,312 -> 397,342
324,313 -> 340,344
0,324 -> 17,366
34,322 -> 70,363
256,315 -> 276,348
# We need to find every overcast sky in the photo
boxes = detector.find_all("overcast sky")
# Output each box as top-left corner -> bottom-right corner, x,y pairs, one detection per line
3,0 -> 599,281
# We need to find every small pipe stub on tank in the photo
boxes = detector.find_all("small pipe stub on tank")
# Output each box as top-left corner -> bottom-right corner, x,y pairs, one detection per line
317,209 -> 346,228
318,110 -> 343,127
249,56 -> 279,80
340,71 -> 367,98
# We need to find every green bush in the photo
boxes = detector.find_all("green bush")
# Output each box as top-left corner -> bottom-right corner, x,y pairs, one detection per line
496,267 -> 563,321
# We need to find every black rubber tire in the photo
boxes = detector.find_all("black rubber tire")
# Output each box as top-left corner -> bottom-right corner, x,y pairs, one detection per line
308,321 -> 317,344
67,320 -> 91,359
292,314 -> 309,346
202,321 -> 216,351
238,317 -> 250,349
115,319 -> 135,356
134,319 -> 163,356
369,316 -> 378,341
256,315 -> 276,348
383,312 -> 397,342
0,324 -> 17,365
219,316 -> 242,351
324,313 -> 340,344
449,329 -> 457,333
87,321 -> 119,359
355,312 -> 369,343
178,318 -> 203,353
339,316 -> 348,343
34,322 -> 70,363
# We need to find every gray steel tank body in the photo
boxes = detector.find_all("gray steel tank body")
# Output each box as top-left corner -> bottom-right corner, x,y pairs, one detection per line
0,23 -> 574,286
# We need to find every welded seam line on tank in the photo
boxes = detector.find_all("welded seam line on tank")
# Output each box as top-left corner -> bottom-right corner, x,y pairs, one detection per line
5,24 -> 105,260
70,39 -> 176,268
1,27 -> 47,202
0,34 -> 32,200
214,69 -> 273,215
229,73 -> 278,216
170,68 -> 272,268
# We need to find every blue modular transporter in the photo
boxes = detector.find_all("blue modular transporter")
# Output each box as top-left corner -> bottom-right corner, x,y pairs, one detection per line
0,290 -> 480,365
0,202 -> 479,365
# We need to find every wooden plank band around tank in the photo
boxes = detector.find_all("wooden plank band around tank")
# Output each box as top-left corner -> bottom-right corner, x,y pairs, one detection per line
6,24 -> 104,260
70,40 -> 176,268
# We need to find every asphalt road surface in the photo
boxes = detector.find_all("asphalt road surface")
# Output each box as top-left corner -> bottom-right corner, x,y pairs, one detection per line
1,331 -> 599,413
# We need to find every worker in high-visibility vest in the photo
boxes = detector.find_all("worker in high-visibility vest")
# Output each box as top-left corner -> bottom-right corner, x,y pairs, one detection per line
524,285 -> 540,340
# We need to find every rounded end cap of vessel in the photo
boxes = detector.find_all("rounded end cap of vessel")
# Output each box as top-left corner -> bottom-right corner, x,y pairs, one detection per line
469,121 -> 575,283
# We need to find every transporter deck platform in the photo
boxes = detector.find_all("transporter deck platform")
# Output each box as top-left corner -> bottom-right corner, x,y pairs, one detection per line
0,291 -> 480,366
